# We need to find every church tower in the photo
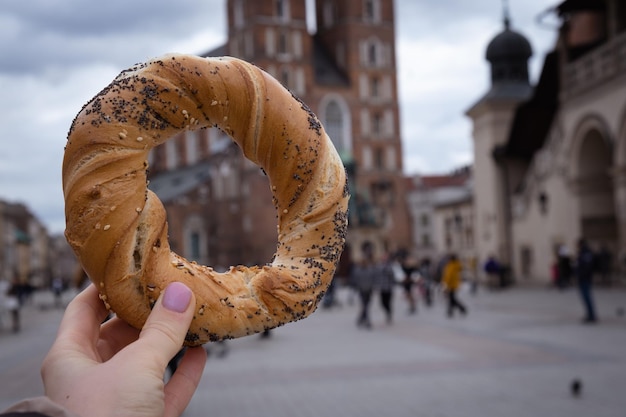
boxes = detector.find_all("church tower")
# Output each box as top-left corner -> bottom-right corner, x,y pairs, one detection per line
313,0 -> 410,255
226,0 -> 313,97
466,7 -> 533,270
148,0 -> 412,267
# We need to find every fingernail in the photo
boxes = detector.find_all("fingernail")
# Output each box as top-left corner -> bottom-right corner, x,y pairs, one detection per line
162,282 -> 192,313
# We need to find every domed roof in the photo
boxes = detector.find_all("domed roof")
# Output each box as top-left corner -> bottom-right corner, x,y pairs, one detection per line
486,20 -> 532,62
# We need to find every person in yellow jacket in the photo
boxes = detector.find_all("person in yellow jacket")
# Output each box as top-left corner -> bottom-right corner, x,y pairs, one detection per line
441,253 -> 468,318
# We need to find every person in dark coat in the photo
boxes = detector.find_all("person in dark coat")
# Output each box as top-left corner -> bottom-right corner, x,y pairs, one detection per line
575,238 -> 597,323
352,242 -> 377,329
378,253 -> 396,324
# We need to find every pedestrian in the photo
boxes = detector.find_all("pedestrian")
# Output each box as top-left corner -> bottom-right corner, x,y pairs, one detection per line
378,253 -> 396,324
6,278 -> 22,333
483,255 -> 501,289
52,277 -> 64,309
0,282 -> 206,417
575,238 -> 598,323
418,258 -> 434,306
351,242 -> 377,329
468,256 -> 478,295
400,255 -> 418,314
442,254 -> 467,318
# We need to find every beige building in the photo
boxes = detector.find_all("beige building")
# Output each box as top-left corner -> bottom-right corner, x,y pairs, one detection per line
405,168 -> 473,263
468,0 -> 626,284
0,200 -> 65,288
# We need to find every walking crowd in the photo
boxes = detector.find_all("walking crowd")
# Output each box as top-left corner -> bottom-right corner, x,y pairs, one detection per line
335,242 -> 472,330
328,235 -> 614,330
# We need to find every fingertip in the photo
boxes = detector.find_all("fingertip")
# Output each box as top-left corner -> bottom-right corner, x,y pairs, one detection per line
162,282 -> 193,313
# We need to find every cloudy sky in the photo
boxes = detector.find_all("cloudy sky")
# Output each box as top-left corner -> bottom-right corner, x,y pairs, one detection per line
0,0 -> 558,235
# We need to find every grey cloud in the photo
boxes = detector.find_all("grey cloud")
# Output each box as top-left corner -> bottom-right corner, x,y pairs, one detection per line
0,0 -> 225,75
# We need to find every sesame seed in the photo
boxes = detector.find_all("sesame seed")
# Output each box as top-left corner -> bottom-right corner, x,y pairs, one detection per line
103,224 -> 111,231
136,136 -> 144,142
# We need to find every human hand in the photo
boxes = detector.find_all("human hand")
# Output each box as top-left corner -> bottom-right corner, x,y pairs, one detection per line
41,282 -> 207,417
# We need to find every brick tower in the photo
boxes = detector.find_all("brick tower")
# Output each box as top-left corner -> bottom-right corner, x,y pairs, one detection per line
148,0 -> 411,266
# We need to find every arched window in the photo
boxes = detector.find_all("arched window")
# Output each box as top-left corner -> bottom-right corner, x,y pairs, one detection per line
320,94 -> 352,157
325,101 -> 344,153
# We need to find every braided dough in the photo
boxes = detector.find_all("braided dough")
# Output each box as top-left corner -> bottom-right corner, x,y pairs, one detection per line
62,54 -> 349,346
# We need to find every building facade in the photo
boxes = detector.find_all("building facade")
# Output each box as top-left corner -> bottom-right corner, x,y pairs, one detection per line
0,200 -> 76,289
148,0 -> 411,267
468,0 -> 626,284
405,168 -> 473,263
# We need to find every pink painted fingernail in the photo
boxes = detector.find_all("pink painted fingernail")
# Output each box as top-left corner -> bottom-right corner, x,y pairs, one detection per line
162,282 -> 192,313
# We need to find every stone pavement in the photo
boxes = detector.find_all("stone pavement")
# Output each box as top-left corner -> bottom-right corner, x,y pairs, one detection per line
1,284 -> 625,417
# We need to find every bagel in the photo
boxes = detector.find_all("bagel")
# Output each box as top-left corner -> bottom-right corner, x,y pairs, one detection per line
62,54 -> 349,346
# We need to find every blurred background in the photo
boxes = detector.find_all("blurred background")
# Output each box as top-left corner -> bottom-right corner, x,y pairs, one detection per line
1,0 -> 626,415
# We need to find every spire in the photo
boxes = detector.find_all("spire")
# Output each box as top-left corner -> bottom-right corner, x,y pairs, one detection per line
503,0 -> 511,30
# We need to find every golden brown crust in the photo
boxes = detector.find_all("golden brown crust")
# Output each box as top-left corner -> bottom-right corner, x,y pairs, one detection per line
62,54 -> 349,346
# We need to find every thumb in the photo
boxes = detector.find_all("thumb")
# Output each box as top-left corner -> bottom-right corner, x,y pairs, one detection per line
135,282 -> 196,369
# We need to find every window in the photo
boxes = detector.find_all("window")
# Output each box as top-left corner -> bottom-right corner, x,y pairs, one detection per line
292,31 -> 302,57
362,146 -> 373,170
278,31 -> 288,54
368,43 -> 377,66
371,76 -> 379,97
372,113 -> 382,136
190,232 -> 201,261
386,147 -> 396,171
336,42 -> 345,68
361,38 -> 388,67
265,28 -> 276,56
165,139 -> 179,170
321,94 -> 352,155
234,0 -> 245,28
374,148 -> 384,169
363,0 -> 381,23
325,100 -> 344,152
323,1 -> 336,27
276,0 -> 290,22
280,66 -> 290,89
185,216 -> 206,264
364,0 -> 374,20
186,132 -> 199,165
